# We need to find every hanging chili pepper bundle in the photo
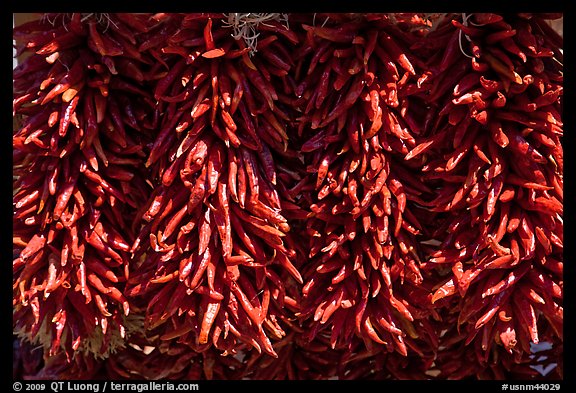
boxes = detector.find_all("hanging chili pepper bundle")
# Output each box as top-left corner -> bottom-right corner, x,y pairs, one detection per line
13,13 -> 159,359
286,13 -> 438,354
124,13 -> 304,358
406,12 -> 563,376
283,13 -> 440,357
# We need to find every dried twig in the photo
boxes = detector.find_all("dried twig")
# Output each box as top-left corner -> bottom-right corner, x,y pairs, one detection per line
222,13 -> 289,55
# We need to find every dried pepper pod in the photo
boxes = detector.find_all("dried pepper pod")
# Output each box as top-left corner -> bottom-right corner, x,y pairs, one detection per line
13,13 -> 159,359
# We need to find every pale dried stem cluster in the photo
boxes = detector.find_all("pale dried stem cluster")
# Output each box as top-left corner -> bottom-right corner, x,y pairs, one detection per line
42,13 -> 118,32
222,13 -> 289,55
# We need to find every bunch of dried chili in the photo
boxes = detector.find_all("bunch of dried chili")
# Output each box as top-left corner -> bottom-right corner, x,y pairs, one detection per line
284,13 -> 439,358
13,13 -> 159,359
123,13 -> 304,359
408,12 -> 563,377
